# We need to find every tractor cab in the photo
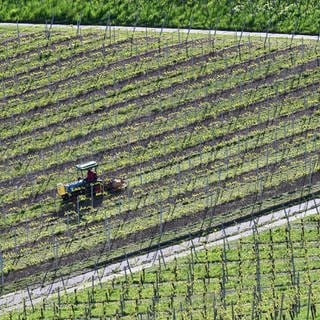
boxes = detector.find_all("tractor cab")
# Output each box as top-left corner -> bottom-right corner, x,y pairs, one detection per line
57,161 -> 104,202
76,161 -> 98,182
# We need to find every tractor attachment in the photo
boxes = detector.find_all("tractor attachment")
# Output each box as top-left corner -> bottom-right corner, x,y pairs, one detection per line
105,178 -> 127,193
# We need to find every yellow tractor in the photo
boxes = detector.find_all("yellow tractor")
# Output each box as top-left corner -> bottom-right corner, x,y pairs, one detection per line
57,161 -> 127,203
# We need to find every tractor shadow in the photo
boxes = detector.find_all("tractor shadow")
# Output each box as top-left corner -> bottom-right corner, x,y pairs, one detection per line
56,188 -> 127,221
57,195 -> 104,219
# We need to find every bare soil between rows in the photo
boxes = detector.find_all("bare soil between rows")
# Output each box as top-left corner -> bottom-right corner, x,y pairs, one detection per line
1,34 -> 320,293
1,100 -> 318,216
0,37 -> 215,124
2,55 -> 319,198
0,34 -> 136,82
0,43 -> 305,157
3,171 -> 320,287
2,137 -> 318,256
0,43 -> 306,143
1,38 -> 223,106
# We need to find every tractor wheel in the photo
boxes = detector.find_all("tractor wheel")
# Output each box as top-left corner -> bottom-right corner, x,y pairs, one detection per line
70,194 -> 77,203
94,184 -> 102,195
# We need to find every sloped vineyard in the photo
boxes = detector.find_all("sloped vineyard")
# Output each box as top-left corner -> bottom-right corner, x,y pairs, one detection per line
0,25 -> 320,310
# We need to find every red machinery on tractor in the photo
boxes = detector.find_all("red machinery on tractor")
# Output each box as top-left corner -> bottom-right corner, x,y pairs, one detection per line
57,161 -> 127,202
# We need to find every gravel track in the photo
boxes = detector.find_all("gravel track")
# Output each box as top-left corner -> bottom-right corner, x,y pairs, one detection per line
1,197 -> 319,315
3,167 -> 320,290
2,23 -> 319,40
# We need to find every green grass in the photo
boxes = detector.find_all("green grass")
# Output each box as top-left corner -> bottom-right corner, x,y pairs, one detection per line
0,1 -> 320,34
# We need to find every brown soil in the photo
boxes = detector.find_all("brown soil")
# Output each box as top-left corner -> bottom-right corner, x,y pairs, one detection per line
4,170 -> 320,285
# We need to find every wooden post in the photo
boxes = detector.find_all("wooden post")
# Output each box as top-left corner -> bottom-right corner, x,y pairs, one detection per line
91,184 -> 94,208
77,196 -> 80,223
104,214 -> 111,251
159,206 -> 163,237
0,251 -> 3,287
307,284 -> 312,320
27,285 -> 35,312
16,22 -> 20,47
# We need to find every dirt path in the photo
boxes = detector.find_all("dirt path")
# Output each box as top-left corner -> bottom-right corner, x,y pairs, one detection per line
1,23 -> 319,41
1,198 -> 319,315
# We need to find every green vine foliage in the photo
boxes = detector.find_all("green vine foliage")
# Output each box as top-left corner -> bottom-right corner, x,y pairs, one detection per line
1,24 -> 320,318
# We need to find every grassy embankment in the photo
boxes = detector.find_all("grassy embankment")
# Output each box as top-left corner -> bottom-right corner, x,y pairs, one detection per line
0,0 -> 320,34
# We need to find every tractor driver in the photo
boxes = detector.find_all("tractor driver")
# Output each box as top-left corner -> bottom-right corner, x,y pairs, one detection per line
86,168 -> 97,183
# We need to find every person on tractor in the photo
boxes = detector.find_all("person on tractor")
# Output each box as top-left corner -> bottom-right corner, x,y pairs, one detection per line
86,168 -> 97,183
